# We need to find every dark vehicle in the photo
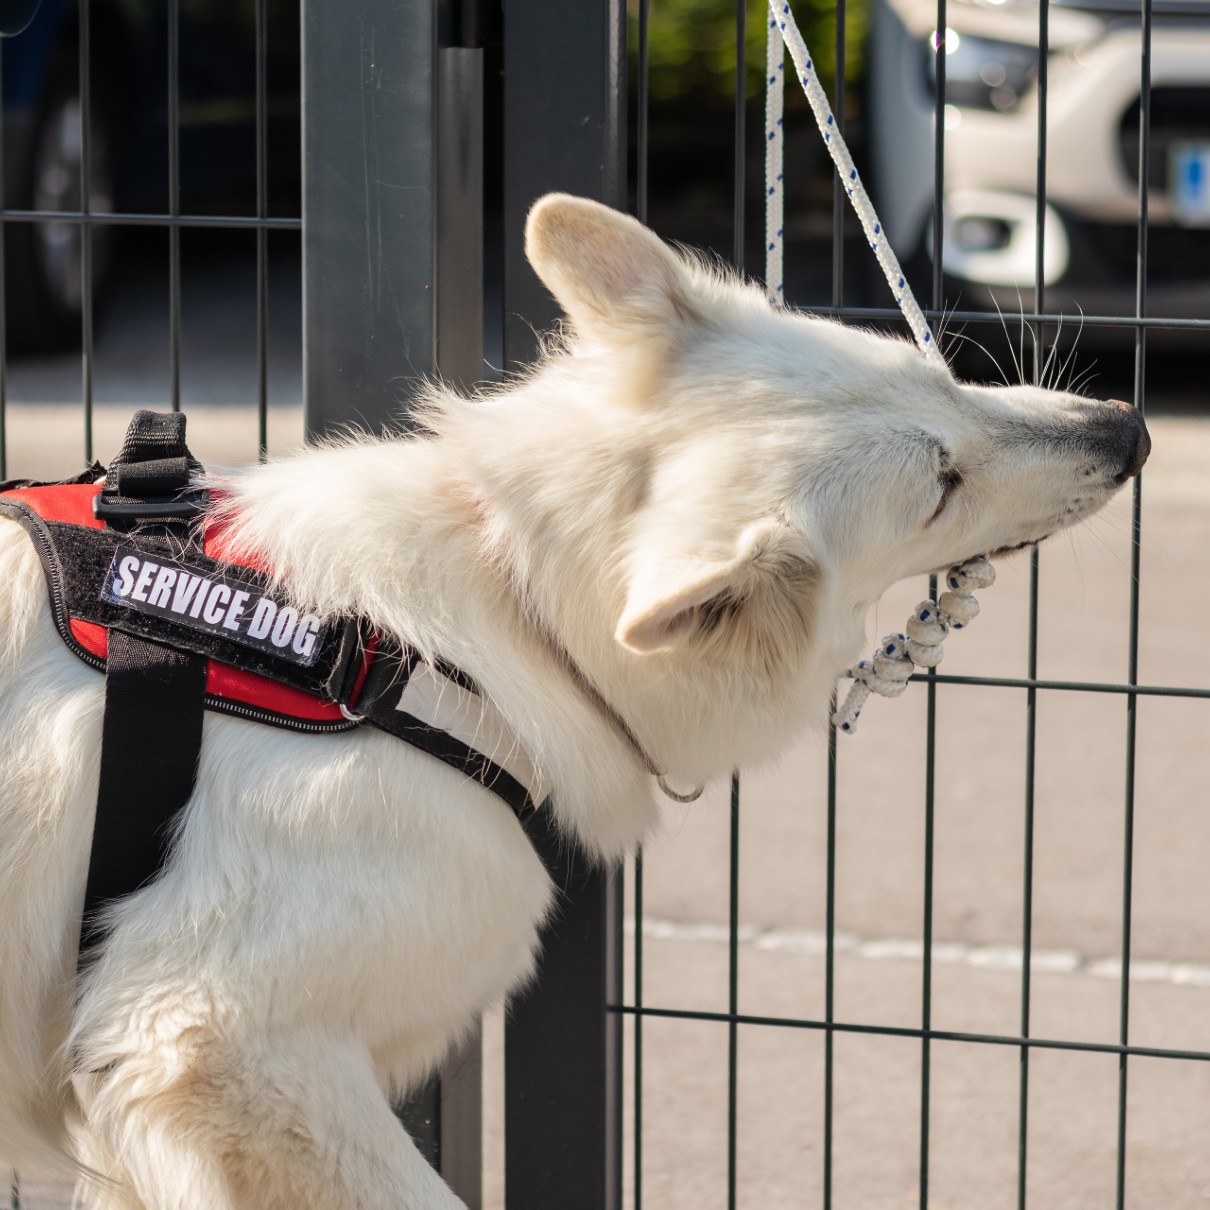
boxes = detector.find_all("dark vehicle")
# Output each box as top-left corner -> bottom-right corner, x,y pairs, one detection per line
2,0 -> 300,352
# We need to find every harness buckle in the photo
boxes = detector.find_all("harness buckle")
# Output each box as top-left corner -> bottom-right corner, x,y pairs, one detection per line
93,489 -> 209,522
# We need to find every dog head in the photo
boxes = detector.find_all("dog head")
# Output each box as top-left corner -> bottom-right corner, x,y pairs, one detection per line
494,195 -> 1149,763
526,194 -> 1146,618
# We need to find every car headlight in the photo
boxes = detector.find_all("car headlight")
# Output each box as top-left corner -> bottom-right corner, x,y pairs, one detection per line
925,30 -> 1040,113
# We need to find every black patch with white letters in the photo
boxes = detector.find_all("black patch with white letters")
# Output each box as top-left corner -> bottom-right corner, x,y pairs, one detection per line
0,498 -> 361,704
101,543 -> 328,668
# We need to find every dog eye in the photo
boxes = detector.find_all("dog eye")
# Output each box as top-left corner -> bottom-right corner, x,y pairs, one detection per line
929,465 -> 963,523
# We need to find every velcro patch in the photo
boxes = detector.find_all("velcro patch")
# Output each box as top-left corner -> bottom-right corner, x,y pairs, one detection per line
101,545 -> 327,668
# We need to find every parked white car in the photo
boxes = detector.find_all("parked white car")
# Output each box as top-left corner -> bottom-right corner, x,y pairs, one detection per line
868,0 -> 1210,325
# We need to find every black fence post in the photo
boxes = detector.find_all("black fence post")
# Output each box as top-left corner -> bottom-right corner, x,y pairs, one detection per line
301,0 -> 436,430
499,2 -> 627,1208
301,1 -> 484,1204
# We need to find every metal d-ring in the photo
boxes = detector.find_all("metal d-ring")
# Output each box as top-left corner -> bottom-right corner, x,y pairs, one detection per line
339,703 -> 366,724
657,775 -> 704,803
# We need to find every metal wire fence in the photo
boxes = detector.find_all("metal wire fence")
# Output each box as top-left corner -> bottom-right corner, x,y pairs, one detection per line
0,0 -> 300,483
2,0 -> 300,1204
3,0 -> 1210,1207
618,1 -> 1210,1208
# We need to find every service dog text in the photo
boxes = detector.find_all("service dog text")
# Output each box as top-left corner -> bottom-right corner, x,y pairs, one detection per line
102,545 -> 326,667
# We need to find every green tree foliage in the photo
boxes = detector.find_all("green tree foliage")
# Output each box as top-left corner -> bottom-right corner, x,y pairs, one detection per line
635,0 -> 867,110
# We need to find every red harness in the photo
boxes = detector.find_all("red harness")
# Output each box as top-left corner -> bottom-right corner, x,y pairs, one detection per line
1,480 -> 369,729
2,411 -> 542,953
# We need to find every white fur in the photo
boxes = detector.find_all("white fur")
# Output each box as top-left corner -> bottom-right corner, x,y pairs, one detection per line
0,195 -> 1146,1208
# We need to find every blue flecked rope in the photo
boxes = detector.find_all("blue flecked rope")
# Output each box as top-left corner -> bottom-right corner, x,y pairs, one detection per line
765,0 -> 937,356
765,11 -> 785,305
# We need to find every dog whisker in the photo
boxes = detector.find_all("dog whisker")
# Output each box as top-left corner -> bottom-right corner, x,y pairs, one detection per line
991,293 -> 1024,388
943,328 -> 1014,388
1040,314 -> 1065,391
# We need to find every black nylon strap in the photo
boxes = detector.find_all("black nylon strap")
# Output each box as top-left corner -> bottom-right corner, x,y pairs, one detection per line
356,640 -> 540,823
111,456 -> 192,498
82,412 -> 208,951
113,410 -> 196,469
95,410 -> 205,522
82,633 -> 207,948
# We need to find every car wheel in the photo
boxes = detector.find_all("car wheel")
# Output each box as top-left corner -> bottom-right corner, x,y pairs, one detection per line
5,59 -> 115,354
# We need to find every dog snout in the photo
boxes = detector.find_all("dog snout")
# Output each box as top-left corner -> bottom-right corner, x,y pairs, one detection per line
1105,399 -> 1151,484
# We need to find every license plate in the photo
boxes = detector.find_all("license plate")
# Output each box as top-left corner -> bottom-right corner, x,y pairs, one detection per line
1171,140 -> 1210,226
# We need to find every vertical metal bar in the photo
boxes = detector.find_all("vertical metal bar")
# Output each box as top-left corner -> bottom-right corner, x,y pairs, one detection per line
168,0 -> 181,413
1117,426 -> 1143,1210
634,6 -> 650,1203
302,0 -> 437,432
422,38 -> 490,1208
78,0 -> 93,460
824,701 -> 838,1210
727,9 -> 745,1204
503,819 -> 624,1210
395,1042 -> 482,1210
930,0 -> 946,312
610,853 -> 625,1210
832,0 -> 845,307
1116,3 -> 1150,1205
501,2 -> 626,357
1018,6 -> 1048,1205
634,848 -> 644,1210
1018,549 -> 1039,1210
637,0 -> 649,227
394,1035 -> 480,1210
727,772 -> 741,1210
302,2 -> 483,1202
255,0 -> 269,459
920,587 -> 937,1210
733,0 -> 746,272
0,45 -> 7,482
920,0 -> 946,1193
435,46 -> 484,390
500,3 -> 626,1205
1033,0 -> 1049,329
0,23 -> 17,1185
439,1041 -> 484,1210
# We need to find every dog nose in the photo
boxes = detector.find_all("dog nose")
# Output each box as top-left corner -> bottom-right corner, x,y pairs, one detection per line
1106,399 -> 1150,484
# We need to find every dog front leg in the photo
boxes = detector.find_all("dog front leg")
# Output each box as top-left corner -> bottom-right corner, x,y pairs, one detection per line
79,1028 -> 466,1210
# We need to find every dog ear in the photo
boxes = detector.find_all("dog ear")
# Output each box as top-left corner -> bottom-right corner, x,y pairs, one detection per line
525,193 -> 697,342
616,519 -> 820,655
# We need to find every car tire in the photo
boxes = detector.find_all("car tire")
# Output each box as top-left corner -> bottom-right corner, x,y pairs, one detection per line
5,52 -> 115,354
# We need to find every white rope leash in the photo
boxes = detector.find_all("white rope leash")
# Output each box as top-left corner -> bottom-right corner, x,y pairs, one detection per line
765,0 -> 936,356
831,556 -> 995,734
765,14 -> 785,305
764,1 -> 976,734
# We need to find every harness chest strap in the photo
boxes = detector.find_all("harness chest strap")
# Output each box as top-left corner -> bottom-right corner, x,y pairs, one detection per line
89,411 -> 207,949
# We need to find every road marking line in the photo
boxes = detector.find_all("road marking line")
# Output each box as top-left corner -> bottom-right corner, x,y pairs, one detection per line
625,917 -> 1210,988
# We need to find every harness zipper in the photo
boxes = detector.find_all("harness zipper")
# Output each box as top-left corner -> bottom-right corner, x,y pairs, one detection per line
207,697 -> 359,734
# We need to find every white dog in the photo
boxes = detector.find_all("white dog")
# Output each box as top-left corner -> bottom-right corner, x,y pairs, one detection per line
0,194 -> 1148,1208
